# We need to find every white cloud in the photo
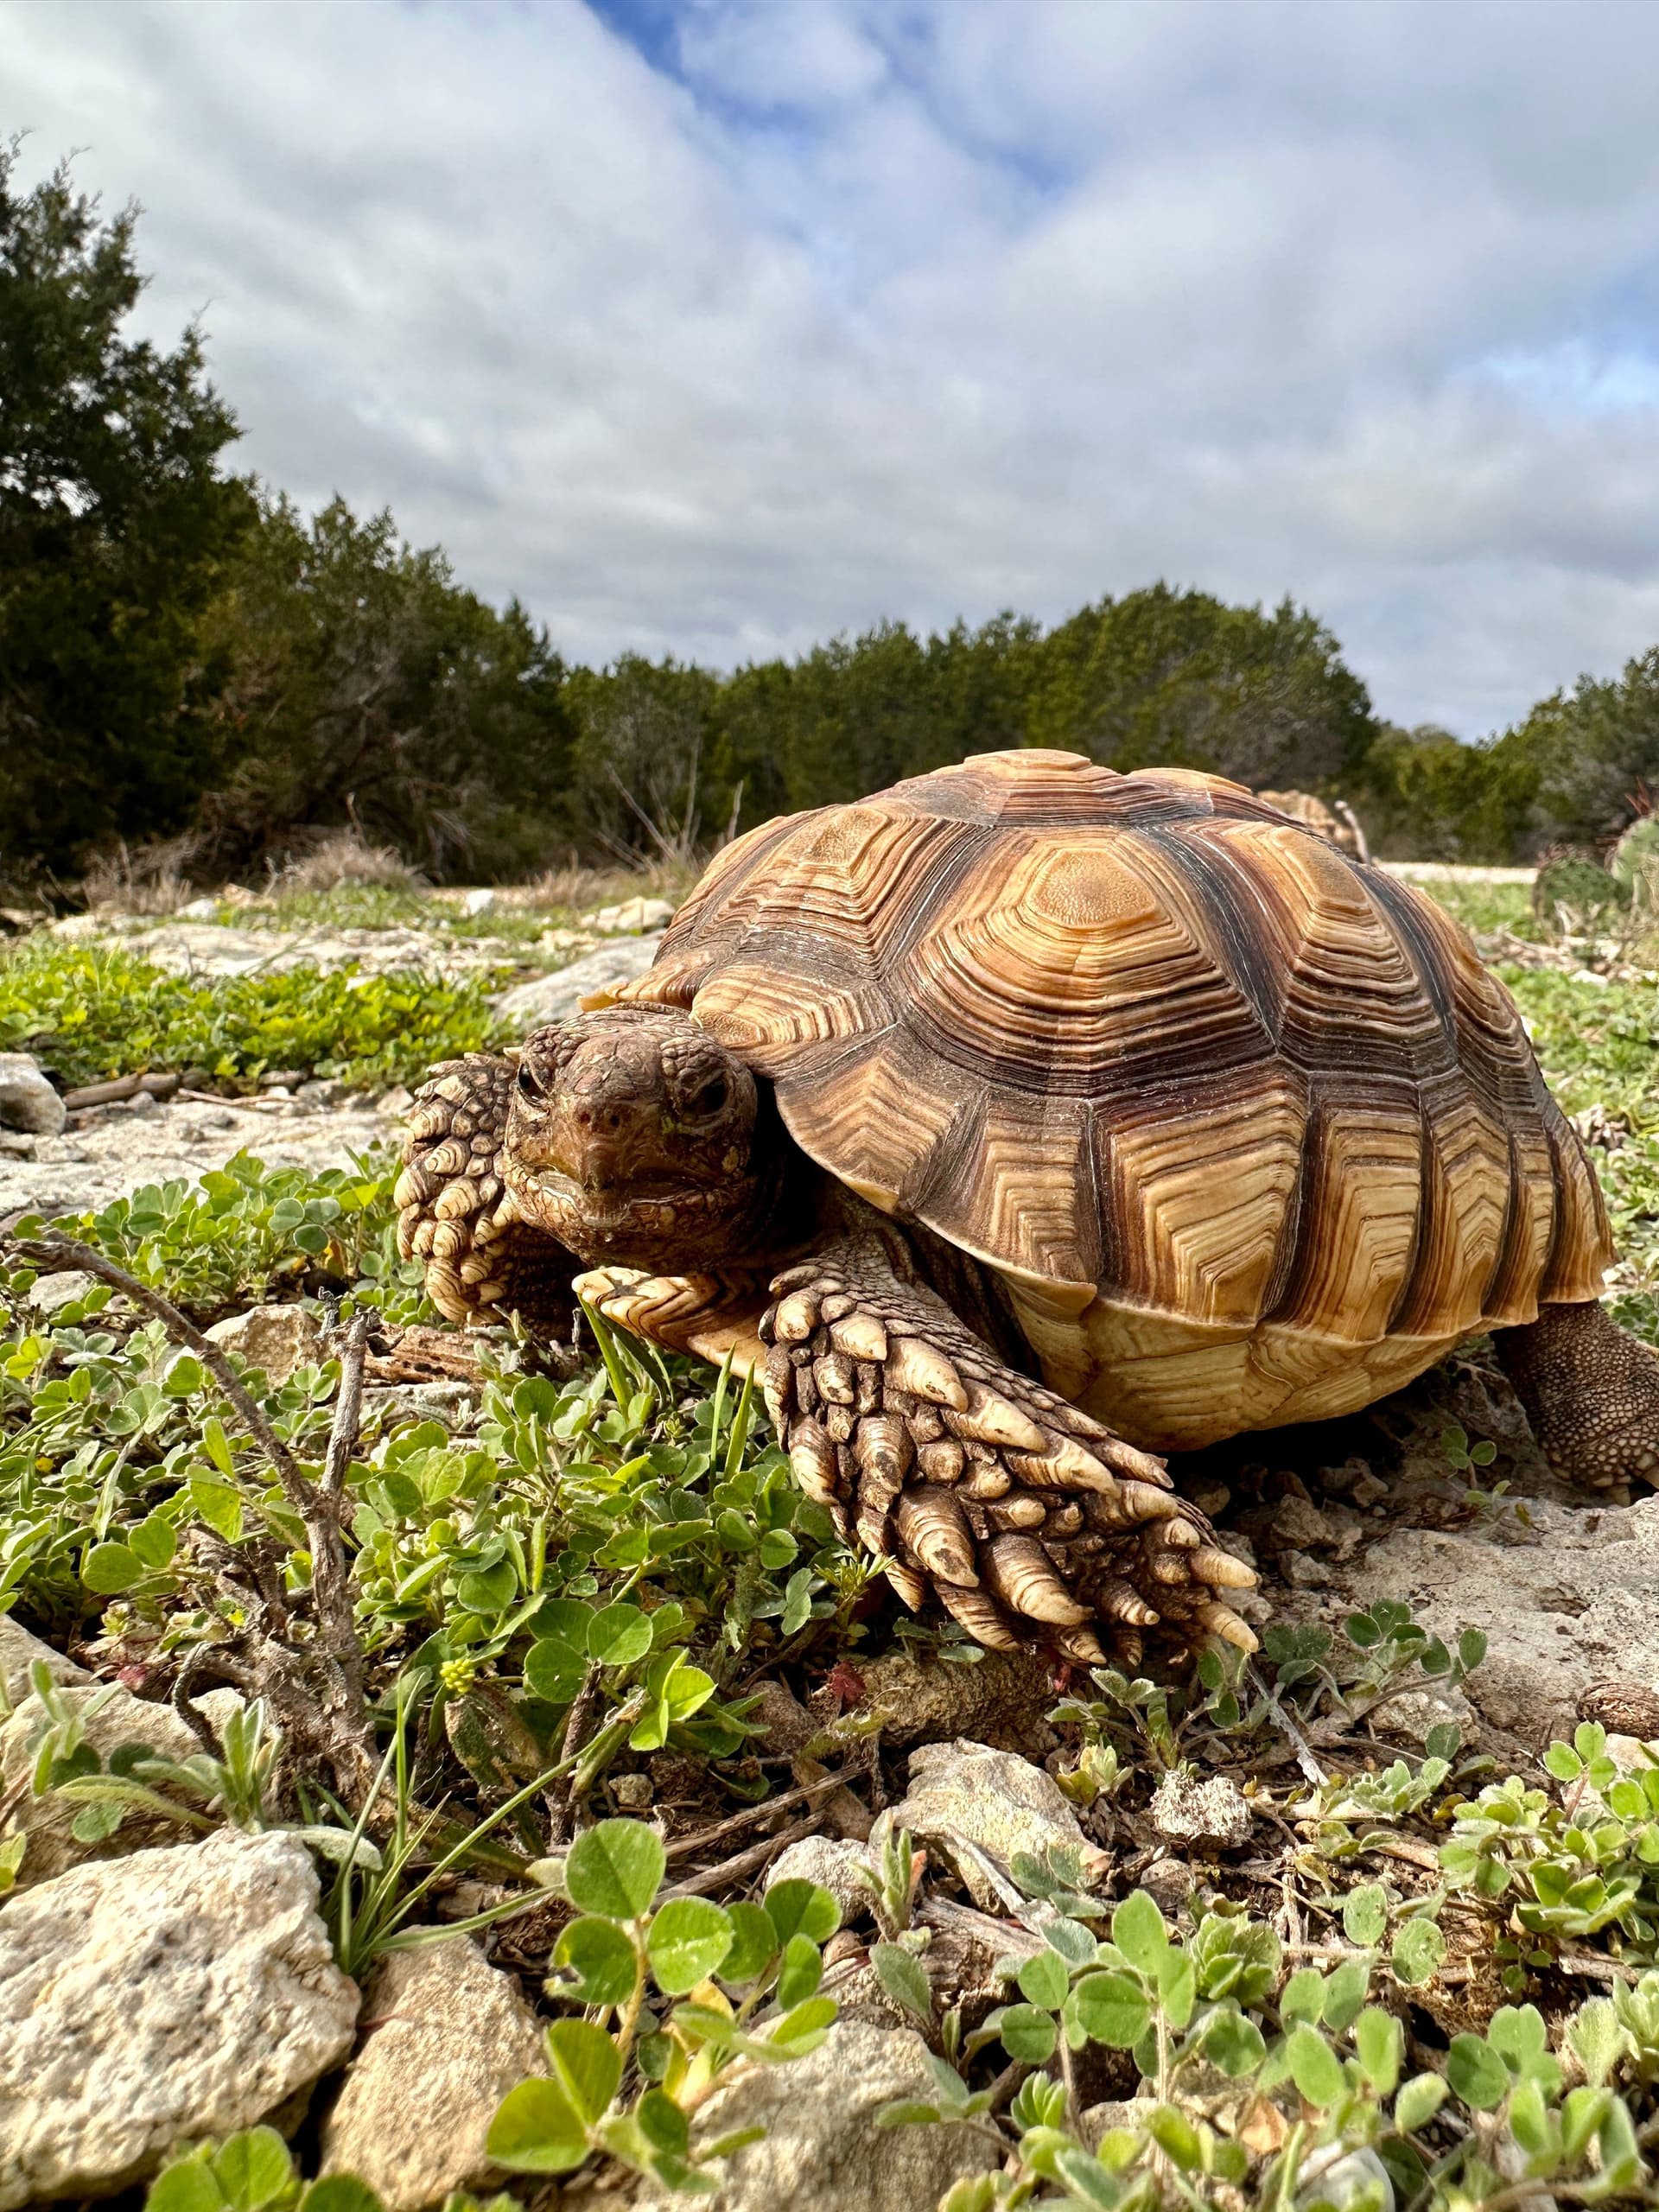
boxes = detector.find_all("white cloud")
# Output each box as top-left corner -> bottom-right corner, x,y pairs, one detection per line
4,0 -> 1659,734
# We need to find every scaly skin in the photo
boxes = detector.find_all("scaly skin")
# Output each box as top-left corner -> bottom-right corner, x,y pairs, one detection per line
1496,1300 -> 1659,1495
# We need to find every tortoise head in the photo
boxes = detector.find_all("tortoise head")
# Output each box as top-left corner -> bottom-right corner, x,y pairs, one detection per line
503,1005 -> 772,1268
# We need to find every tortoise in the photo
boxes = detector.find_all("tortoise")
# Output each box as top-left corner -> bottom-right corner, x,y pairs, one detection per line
396,750 -> 1659,1665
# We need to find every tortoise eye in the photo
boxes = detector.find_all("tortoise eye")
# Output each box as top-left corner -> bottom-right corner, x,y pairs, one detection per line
685,1075 -> 729,1120
517,1064 -> 544,1101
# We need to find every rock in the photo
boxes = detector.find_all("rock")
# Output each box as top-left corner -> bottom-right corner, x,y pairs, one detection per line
461,888 -> 497,917
2,1681 -> 205,1889
0,1132 -> 34,1160
869,1739 -> 1108,1910
611,1770 -> 654,1808
1268,1497 -> 1335,1551
493,935 -> 664,1025
585,895 -> 676,935
1149,1767 -> 1252,1849
1278,1548 -> 1330,1588
27,1268 -> 97,1316
174,895 -> 221,919
0,1616 -> 88,1705
1297,2145 -> 1395,2212
1350,1471 -> 1389,1508
319,1934 -> 544,2211
205,1303 -> 322,1385
629,2021 -> 999,2212
0,1828 -> 359,2209
1371,1686 -> 1480,1750
378,1084 -> 416,1118
765,1835 -> 874,1923
0,1052 -> 66,1137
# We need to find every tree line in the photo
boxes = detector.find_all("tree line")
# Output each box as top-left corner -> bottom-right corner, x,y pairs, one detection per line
4,143 -> 1656,893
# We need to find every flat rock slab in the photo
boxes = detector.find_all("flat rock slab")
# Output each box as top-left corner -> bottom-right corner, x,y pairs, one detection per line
0,1827 -> 359,2209
493,935 -> 664,1025
0,1092 -> 390,1223
1314,1491 -> 1659,1746
2,1680 -> 205,1890
0,1615 -> 88,1705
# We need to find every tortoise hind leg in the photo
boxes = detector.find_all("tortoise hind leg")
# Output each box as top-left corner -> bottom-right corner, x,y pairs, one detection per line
1495,1300 -> 1659,1492
395,1052 -> 577,1332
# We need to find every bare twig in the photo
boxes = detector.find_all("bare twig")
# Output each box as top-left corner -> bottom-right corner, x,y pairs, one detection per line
663,1767 -> 865,1864
660,1812 -> 823,1899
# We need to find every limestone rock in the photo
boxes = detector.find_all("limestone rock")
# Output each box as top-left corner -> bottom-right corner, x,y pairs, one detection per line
869,1738 -> 1108,1909
493,935 -> 664,1025
205,1302 -> 323,1385
27,1268 -> 98,1316
2,1681 -> 204,1888
629,2020 -> 999,2212
584,896 -> 675,935
0,1828 -> 359,2209
0,1614 -> 88,1704
0,1052 -> 66,1137
1305,1491 -> 1659,1749
1149,1767 -> 1252,1849
765,1834 -> 874,1923
319,1934 -> 545,2211
1371,1686 -> 1480,1750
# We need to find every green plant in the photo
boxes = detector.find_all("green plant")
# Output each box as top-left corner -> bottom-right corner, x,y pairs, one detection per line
886,1889 -> 1653,2211
142,2126 -> 384,2212
485,1817 -> 841,2192
0,938 -> 511,1095
1440,1723 -> 1659,1976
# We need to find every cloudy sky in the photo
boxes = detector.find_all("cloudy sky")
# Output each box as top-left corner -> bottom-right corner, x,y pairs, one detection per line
9,0 -> 1659,734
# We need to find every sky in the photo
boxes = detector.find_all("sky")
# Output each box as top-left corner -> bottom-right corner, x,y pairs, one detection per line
8,0 -> 1659,737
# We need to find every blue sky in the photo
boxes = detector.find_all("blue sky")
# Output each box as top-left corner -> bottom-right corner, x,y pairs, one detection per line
8,0 -> 1659,735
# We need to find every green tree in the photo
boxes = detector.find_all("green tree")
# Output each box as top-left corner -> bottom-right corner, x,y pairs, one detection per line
194,492 -> 575,879
1355,723 -> 1541,862
0,143 -> 251,875
1026,583 -> 1377,791
1501,649 -> 1659,850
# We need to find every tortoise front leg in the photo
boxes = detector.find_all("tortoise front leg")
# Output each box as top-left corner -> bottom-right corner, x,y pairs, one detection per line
581,1247 -> 1257,1667
395,1053 -> 578,1332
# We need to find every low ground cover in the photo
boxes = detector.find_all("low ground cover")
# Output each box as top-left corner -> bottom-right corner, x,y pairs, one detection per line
0,938 -> 512,1095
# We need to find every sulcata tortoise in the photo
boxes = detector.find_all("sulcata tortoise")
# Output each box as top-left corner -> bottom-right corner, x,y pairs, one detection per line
397,750 -> 1659,1665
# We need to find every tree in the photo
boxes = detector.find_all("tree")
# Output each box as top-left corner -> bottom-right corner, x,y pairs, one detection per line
1500,650 -> 1659,850
0,143 -> 251,875
1027,584 -> 1377,791
193,492 -> 575,879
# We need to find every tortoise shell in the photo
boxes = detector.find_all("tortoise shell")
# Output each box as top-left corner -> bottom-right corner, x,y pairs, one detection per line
612,749 -> 1611,1451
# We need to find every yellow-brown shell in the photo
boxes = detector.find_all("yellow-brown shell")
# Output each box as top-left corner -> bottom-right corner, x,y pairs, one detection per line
613,750 -> 1611,1450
